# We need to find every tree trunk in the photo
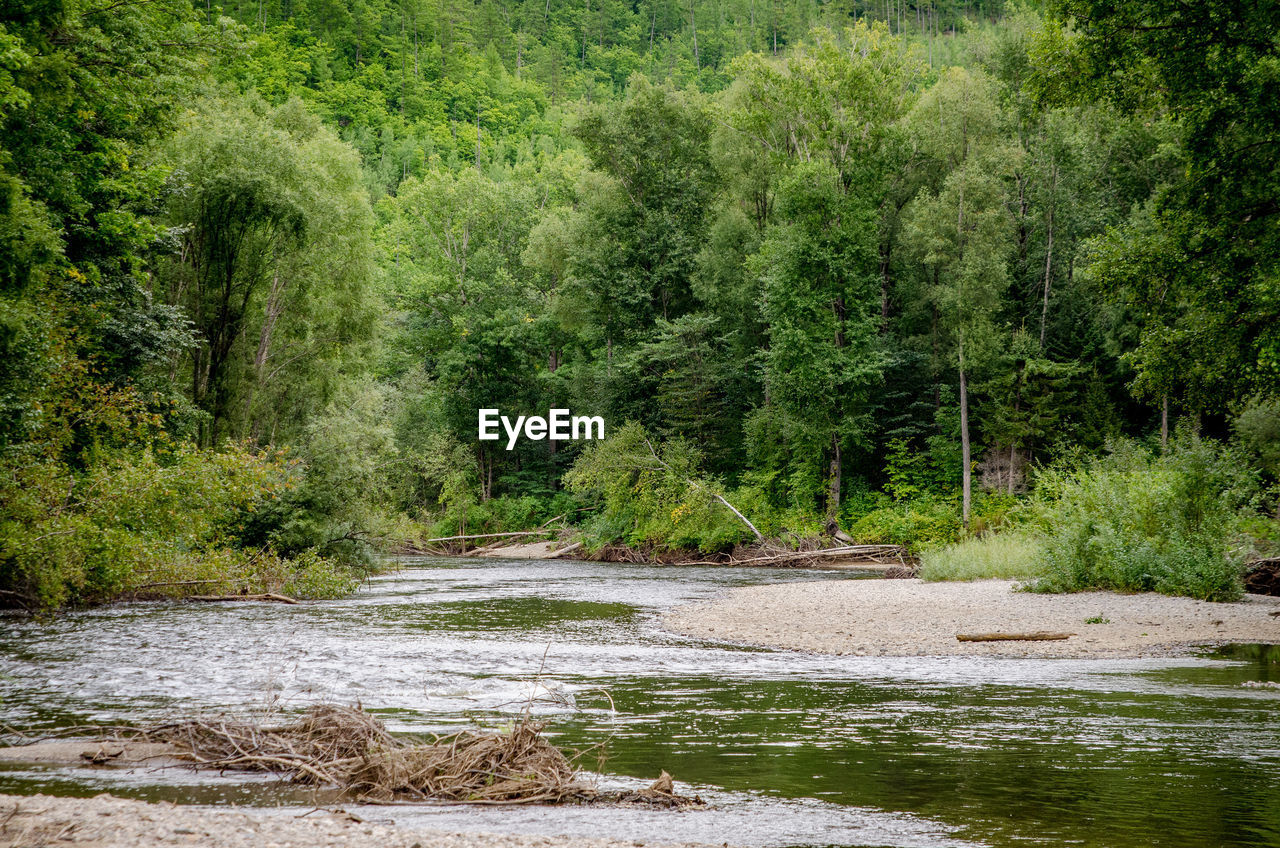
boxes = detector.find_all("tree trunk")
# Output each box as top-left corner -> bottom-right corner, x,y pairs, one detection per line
1009,360 -> 1023,494
1015,172 -> 1028,276
690,0 -> 699,69
1040,161 -> 1057,348
827,432 -> 842,520
959,333 -> 971,531
1161,395 -> 1169,453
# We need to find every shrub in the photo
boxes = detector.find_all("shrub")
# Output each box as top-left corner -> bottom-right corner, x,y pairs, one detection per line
1026,436 -> 1256,601
0,443 -> 361,610
848,498 -> 963,551
564,422 -> 754,552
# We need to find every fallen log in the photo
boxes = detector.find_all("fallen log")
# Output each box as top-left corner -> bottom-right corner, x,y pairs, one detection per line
956,632 -> 1074,642
186,594 -> 300,605
551,541 -> 583,558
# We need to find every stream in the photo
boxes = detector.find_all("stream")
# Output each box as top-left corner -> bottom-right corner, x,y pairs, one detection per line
0,557 -> 1277,848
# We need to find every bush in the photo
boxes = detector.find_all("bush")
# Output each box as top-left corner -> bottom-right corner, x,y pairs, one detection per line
920,531 -> 1043,581
240,381 -> 408,569
0,443 -> 362,610
1026,436 -> 1256,601
564,422 -> 754,552
847,498 -> 963,551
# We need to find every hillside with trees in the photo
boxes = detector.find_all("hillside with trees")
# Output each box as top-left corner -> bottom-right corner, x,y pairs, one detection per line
1,0 -> 1277,608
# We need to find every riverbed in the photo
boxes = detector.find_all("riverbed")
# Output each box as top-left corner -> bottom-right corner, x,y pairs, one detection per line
666,577 -> 1280,657
0,557 -> 1277,848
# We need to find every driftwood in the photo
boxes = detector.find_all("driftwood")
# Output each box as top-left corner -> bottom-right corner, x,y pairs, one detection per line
826,522 -> 857,545
186,593 -> 301,605
680,544 -> 906,567
956,632 -> 1074,642
552,541 -> 583,557
132,704 -> 701,807
413,515 -> 569,555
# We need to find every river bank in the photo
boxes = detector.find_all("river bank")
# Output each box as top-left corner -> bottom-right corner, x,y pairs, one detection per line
665,578 -> 1280,658
0,793 -> 708,848
406,534 -> 910,570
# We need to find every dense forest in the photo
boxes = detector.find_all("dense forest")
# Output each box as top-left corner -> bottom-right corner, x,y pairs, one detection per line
1,0 -> 1278,609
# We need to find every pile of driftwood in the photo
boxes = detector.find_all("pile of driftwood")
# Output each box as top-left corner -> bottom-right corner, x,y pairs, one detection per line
586,536 -> 911,568
650,539 -> 910,568
402,519 -> 913,570
402,515 -> 573,557
140,704 -> 697,807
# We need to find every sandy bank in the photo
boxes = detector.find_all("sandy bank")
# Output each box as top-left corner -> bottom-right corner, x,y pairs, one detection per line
0,739 -> 184,765
665,578 -> 1280,658
0,793 -> 707,848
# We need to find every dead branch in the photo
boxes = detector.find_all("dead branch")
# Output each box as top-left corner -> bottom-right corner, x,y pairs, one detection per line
641,437 -> 763,542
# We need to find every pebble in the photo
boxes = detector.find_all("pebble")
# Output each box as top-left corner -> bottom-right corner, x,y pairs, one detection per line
664,579 -> 1280,658
0,793 -> 711,848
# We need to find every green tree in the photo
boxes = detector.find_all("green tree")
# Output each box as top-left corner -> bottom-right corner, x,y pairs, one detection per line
903,68 -> 1016,526
159,97 -> 377,445
1047,0 -> 1280,412
729,24 -> 920,519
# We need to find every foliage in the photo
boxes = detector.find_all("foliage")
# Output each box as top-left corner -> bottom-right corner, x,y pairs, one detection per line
564,422 -> 753,552
158,95 -> 378,446
847,497 -> 964,551
1027,437 -> 1257,601
4,0 -> 1280,601
0,443 -> 359,610
1235,398 -> 1280,479
234,380 -> 409,567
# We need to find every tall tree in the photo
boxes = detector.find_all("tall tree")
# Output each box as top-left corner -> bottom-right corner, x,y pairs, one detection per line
903,68 -> 1015,527
729,24 -> 920,518
160,97 -> 377,445
1047,0 -> 1280,409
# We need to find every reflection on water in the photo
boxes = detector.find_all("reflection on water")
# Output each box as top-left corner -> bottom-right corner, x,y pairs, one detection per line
0,558 -> 1277,848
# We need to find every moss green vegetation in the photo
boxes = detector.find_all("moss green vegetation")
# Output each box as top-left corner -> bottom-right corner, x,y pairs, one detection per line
2,0 -> 1279,607
1026,438 -> 1257,602
919,532 -> 1043,582
918,436 -> 1260,597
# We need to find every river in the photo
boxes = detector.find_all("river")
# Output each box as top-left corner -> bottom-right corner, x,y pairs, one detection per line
1,557 -> 1277,847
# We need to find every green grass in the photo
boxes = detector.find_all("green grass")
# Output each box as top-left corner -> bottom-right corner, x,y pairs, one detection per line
918,532 -> 1044,582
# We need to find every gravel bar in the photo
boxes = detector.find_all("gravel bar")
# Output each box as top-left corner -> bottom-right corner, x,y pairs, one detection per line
665,578 -> 1280,658
0,793 -> 710,848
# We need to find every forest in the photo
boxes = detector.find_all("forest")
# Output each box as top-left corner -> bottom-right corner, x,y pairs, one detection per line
1,0 -> 1278,609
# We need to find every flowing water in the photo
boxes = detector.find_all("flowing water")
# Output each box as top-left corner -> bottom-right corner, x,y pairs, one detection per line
0,558 -> 1277,848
